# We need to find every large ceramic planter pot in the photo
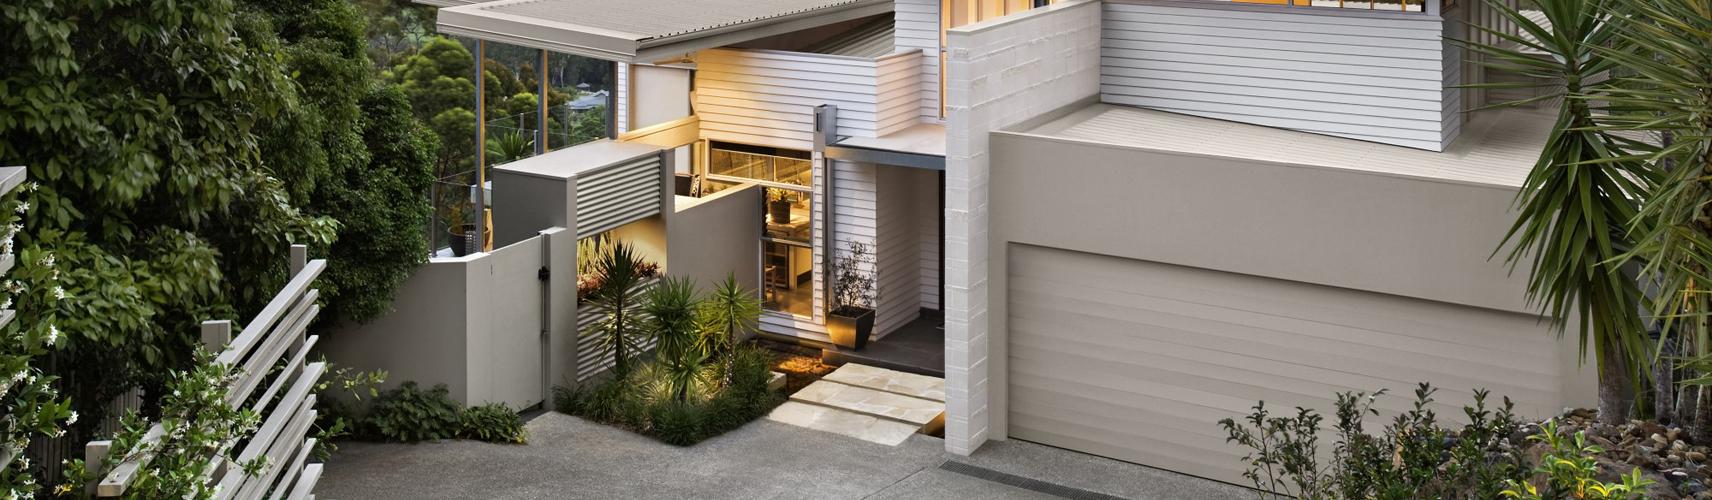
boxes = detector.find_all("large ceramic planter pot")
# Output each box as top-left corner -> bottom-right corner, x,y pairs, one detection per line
769,200 -> 793,225
448,224 -> 476,257
828,307 -> 875,350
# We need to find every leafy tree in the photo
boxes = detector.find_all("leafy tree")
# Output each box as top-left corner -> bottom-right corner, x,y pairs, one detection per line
0,0 -> 337,435
1458,0 -> 1652,425
246,0 -> 436,324
353,0 -> 438,70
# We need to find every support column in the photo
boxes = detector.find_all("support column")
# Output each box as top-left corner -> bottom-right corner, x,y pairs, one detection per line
537,49 -> 549,154
474,39 -> 488,252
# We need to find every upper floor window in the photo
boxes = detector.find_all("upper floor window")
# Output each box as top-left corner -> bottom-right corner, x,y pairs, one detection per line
1230,0 -> 1426,12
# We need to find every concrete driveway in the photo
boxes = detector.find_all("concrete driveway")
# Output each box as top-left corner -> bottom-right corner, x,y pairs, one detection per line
316,412 -> 1248,499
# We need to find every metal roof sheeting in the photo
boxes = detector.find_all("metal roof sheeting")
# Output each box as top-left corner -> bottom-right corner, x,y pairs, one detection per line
805,16 -> 895,57
480,0 -> 871,40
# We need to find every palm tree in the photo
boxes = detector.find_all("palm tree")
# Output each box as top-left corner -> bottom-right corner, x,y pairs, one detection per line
1458,0 -> 1653,424
590,242 -> 647,378
1594,0 -> 1712,435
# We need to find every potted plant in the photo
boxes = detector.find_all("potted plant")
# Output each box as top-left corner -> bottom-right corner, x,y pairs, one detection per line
768,189 -> 793,225
829,240 -> 878,350
443,199 -> 475,257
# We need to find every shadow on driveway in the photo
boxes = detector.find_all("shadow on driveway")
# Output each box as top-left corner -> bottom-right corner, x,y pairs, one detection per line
316,412 -> 1247,499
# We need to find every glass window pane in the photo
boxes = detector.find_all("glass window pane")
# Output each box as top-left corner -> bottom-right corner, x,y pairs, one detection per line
546,51 -> 612,149
482,42 -> 545,167
763,241 -> 814,317
764,187 -> 812,243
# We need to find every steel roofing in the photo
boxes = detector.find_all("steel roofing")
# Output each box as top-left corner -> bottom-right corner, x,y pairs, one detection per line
475,0 -> 870,40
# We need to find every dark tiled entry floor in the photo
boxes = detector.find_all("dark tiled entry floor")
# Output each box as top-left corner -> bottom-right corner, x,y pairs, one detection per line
823,312 -> 944,377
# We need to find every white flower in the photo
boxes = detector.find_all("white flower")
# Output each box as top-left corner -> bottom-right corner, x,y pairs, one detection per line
44,325 -> 58,346
25,182 -> 38,192
67,411 -> 77,425
38,252 -> 53,267
51,286 -> 65,300
0,298 -> 12,310
13,201 -> 27,214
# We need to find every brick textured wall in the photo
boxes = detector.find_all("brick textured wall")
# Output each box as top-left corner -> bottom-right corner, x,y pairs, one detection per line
942,0 -> 1102,456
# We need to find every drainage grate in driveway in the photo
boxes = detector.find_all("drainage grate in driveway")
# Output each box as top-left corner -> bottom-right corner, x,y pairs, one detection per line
937,461 -> 1127,500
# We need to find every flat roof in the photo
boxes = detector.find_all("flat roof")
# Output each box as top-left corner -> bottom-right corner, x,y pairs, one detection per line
1014,103 -> 1552,188
835,123 -> 946,157
493,139 -> 663,180
438,0 -> 892,62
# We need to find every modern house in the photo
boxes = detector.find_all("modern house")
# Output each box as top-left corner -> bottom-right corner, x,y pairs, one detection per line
377,0 -> 1594,486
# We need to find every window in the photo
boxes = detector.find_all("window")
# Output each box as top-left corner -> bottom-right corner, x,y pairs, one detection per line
1230,0 -> 1425,12
705,142 -> 817,318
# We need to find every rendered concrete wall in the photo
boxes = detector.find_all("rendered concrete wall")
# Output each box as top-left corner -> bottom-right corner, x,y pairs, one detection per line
322,229 -> 578,410
323,256 -> 474,402
982,129 -> 1600,438
941,0 -> 1103,456
668,185 -> 763,304
492,167 -> 574,249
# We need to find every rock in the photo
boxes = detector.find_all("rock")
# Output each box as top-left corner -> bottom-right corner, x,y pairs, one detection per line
1679,440 -> 1692,452
1659,433 -> 1674,446
1690,451 -> 1707,462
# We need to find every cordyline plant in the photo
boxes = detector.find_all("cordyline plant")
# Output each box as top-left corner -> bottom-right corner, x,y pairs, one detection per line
590,242 -> 649,379
1591,0 -> 1712,439
1455,0 -> 1653,425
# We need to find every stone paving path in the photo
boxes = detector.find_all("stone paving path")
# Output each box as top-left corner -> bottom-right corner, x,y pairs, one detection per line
316,412 -> 1252,499
765,363 -> 945,445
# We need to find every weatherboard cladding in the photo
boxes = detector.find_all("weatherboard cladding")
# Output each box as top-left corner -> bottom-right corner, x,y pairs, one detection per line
481,0 -> 872,40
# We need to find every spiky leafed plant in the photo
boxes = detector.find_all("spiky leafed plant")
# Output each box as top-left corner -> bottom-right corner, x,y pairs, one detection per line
698,273 -> 762,386
1593,0 -> 1712,436
591,242 -> 647,378
643,277 -> 710,402
1457,0 -> 1653,424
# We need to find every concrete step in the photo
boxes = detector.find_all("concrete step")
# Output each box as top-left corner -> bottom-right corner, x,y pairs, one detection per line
765,401 -> 921,446
790,380 -> 944,427
822,363 -> 946,403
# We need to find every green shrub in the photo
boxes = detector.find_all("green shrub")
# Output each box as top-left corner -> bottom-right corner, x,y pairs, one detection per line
1220,383 -> 1526,499
554,344 -> 782,446
461,403 -> 528,444
1502,420 -> 1653,499
649,400 -> 706,446
368,382 -> 462,442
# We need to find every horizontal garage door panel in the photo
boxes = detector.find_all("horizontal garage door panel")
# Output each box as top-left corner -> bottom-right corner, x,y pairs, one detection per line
1008,292 -> 1559,405
1006,244 -> 1563,485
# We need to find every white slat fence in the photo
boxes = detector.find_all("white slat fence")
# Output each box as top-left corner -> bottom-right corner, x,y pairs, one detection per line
85,244 -> 327,499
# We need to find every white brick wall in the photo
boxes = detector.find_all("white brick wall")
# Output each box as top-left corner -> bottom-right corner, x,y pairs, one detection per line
941,0 -> 1102,456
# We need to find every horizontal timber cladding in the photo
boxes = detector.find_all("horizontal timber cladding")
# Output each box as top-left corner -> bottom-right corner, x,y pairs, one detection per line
695,48 -> 922,151
574,152 -> 665,239
1099,2 -> 1454,151
893,0 -> 941,121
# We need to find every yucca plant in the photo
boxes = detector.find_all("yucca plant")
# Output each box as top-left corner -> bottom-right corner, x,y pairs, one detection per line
590,242 -> 648,378
1456,0 -> 1653,424
1593,0 -> 1712,436
697,273 -> 762,362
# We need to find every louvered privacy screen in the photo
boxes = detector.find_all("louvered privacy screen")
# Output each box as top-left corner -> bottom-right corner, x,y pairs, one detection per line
576,153 -> 664,239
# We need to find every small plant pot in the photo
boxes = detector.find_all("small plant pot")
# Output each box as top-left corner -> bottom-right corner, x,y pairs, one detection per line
448,224 -> 476,257
769,200 -> 793,225
828,307 -> 875,350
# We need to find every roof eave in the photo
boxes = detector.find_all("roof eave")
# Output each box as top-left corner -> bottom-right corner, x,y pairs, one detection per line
438,0 -> 894,63
438,5 -> 646,61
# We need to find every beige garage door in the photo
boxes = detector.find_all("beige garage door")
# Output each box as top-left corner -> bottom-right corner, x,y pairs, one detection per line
1005,244 -> 1566,485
